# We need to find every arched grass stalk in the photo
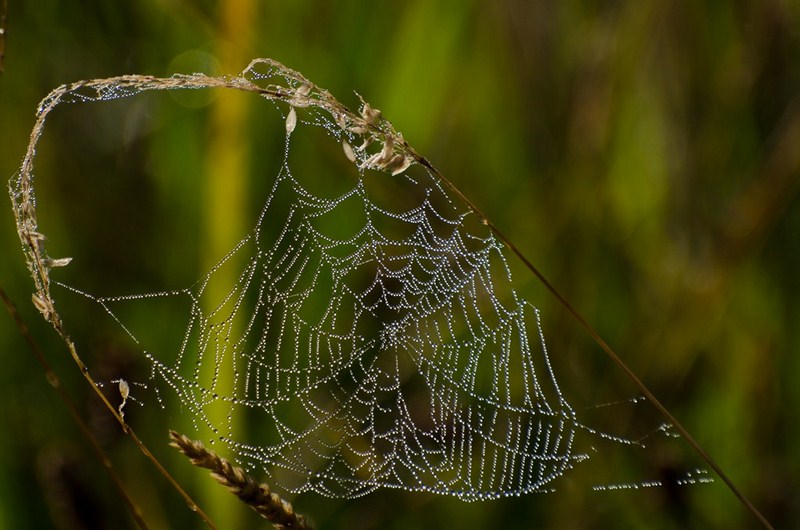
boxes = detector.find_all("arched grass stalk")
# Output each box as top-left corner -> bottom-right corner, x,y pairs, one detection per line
9,58 -> 776,529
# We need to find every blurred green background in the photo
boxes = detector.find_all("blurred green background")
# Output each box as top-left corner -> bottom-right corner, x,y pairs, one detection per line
1,1 -> 799,528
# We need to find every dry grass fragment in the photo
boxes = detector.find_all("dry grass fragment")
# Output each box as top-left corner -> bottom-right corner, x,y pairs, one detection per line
169,431 -> 312,530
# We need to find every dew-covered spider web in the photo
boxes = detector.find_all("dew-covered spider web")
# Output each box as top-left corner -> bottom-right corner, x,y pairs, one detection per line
11,59 -> 711,502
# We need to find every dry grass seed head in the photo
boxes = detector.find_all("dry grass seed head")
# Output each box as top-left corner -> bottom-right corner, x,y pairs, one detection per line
169,431 -> 313,530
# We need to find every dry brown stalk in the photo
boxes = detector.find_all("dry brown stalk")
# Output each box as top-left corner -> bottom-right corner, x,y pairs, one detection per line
169,431 -> 312,530
9,57 -> 774,530
1,287 -> 150,530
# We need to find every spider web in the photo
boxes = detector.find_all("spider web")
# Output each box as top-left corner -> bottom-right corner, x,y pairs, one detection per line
11,59 -> 710,502
137,165 -> 581,500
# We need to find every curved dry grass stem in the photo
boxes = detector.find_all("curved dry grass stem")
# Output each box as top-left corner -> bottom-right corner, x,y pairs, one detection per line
169,431 -> 313,530
9,58 -> 405,529
9,57 -> 775,529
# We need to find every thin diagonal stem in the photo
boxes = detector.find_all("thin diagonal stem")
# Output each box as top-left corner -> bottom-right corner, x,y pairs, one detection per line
1,286 -> 150,530
408,151 -> 775,530
1,290 -> 217,529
